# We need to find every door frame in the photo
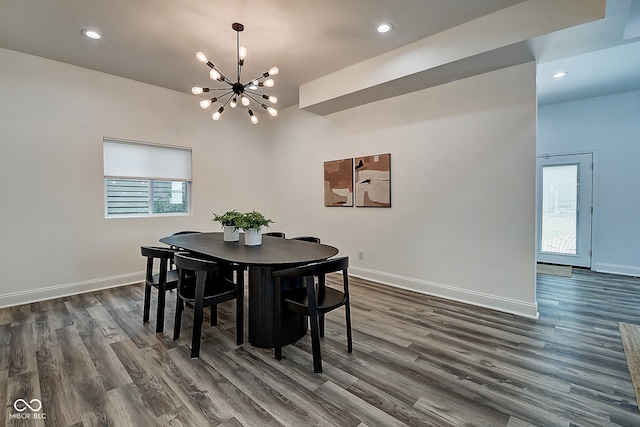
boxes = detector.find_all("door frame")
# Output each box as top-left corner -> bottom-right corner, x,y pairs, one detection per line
536,152 -> 594,268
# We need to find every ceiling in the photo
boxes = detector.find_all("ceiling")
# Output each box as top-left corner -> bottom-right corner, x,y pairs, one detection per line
1,0 -> 639,111
534,0 -> 640,105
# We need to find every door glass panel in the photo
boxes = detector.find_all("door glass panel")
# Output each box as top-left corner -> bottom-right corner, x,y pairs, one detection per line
541,164 -> 578,255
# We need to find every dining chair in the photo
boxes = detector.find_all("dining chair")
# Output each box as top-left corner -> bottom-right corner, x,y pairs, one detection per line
272,256 -> 352,373
173,252 -> 244,358
292,236 -> 321,243
263,231 -> 286,238
140,246 -> 179,333
168,230 -> 200,246
167,230 -> 200,270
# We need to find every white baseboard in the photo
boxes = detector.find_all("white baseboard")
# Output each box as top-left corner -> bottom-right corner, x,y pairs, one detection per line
349,266 -> 540,319
2,267 -> 542,319
0,272 -> 144,309
593,262 -> 640,277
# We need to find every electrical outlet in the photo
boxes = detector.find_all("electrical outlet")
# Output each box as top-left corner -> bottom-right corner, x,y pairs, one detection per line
358,250 -> 364,259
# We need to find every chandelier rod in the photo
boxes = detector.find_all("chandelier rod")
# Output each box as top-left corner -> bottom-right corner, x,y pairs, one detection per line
236,24 -> 242,84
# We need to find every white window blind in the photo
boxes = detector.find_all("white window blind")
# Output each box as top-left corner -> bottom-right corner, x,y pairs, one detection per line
103,138 -> 192,181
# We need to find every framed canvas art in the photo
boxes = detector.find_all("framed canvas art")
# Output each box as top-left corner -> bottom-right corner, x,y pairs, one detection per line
324,158 -> 353,207
355,153 -> 391,207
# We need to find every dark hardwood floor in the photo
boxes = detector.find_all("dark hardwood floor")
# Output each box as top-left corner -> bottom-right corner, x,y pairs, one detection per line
2,268 -> 640,426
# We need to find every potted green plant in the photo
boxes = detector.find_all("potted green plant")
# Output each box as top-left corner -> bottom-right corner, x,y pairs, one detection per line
237,210 -> 274,246
212,210 -> 243,242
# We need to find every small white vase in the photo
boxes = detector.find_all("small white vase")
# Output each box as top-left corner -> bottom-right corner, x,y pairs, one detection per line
244,228 -> 262,246
223,226 -> 239,242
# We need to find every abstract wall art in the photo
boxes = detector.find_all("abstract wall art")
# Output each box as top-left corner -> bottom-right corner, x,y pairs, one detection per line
355,153 -> 391,207
324,158 -> 353,207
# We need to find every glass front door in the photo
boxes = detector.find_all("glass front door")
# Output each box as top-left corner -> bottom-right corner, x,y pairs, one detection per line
536,153 -> 593,267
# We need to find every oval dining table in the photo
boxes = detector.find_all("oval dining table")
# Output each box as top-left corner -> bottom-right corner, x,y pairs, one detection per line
159,232 -> 339,348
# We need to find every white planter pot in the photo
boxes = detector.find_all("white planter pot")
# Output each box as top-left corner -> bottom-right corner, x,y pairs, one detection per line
223,226 -> 239,242
244,228 -> 262,246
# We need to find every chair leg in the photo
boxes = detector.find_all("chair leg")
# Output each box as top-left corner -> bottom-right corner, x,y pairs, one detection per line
143,284 -> 152,323
344,271 -> 353,353
191,275 -> 205,359
274,278 -> 283,361
319,314 -> 325,337
306,280 -> 322,373
309,312 -> 323,373
156,283 -> 166,333
345,300 -> 353,353
210,305 -> 218,326
173,298 -> 183,341
236,270 -> 244,345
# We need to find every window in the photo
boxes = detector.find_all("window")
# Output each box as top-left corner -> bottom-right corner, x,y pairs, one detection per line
103,138 -> 192,217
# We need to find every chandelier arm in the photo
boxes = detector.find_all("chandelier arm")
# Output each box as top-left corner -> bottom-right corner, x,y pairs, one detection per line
218,74 -> 234,86
243,89 -> 272,97
219,93 -> 234,108
203,60 -> 234,86
204,90 -> 234,105
244,89 -> 277,104
243,75 -> 268,86
242,92 -> 263,105
217,89 -> 235,100
244,90 -> 262,105
236,28 -> 242,84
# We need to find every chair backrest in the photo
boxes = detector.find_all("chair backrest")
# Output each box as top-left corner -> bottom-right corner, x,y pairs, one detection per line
141,246 -> 176,282
272,256 -> 348,279
173,252 -> 229,273
168,231 -> 201,253
292,236 -> 321,244
171,230 -> 200,236
141,245 -> 176,260
263,232 -> 286,238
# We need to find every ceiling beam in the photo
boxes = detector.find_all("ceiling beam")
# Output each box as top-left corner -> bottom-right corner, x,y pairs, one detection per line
300,0 -> 606,116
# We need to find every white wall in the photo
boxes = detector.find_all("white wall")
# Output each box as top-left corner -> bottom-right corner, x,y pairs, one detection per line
538,90 -> 640,276
0,48 -> 272,307
0,49 -> 539,318
271,63 -> 539,318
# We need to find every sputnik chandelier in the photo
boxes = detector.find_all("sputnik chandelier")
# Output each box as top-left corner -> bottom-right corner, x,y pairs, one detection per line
191,23 -> 278,124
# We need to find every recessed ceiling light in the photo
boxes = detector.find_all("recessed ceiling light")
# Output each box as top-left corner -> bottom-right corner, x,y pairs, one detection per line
376,23 -> 393,33
82,29 -> 102,40
552,71 -> 568,79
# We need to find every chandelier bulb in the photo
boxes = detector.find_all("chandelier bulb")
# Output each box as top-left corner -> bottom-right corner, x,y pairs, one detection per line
209,68 -> 222,81
239,46 -> 247,60
212,106 -> 224,121
241,95 -> 251,107
200,97 -> 218,109
248,110 -> 258,124
268,66 -> 280,76
265,106 -> 278,117
191,86 -> 204,95
261,94 -> 278,104
230,97 -> 237,108
196,52 -> 208,63
263,79 -> 275,88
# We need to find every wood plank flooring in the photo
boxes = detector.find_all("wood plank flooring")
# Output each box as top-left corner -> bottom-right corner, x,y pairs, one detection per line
3,269 -> 640,426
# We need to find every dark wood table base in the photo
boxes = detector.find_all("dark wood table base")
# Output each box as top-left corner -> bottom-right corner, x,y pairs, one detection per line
248,266 -> 308,348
